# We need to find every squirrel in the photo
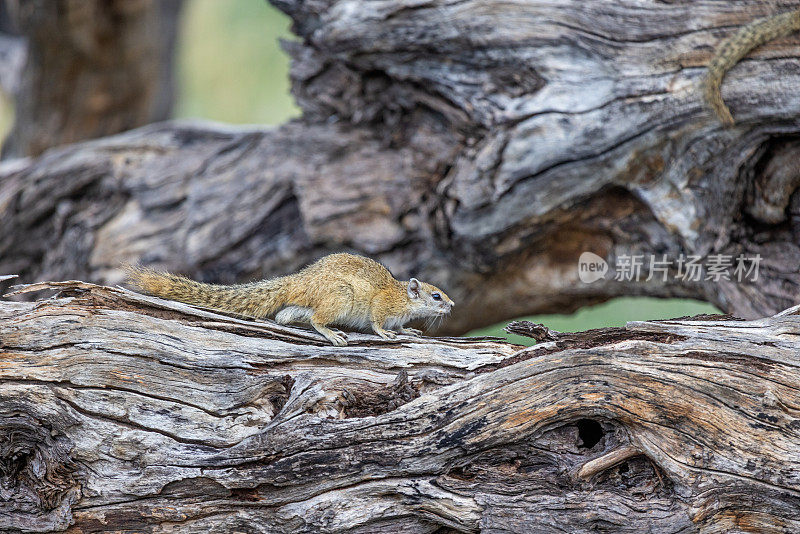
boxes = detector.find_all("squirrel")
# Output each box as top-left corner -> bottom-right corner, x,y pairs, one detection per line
125,253 -> 454,346
702,8 -> 800,125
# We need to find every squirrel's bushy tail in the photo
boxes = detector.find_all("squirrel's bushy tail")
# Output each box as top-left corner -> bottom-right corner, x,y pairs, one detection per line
703,9 -> 800,125
124,265 -> 283,318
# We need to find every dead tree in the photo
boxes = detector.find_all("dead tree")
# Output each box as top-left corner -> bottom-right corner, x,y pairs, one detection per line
2,3 -> 800,531
0,0 -> 183,159
1,280 -> 799,532
2,0 -> 799,333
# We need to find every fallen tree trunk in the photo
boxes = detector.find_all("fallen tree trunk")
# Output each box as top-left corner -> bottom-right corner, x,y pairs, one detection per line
3,1 -> 800,333
1,279 -> 799,533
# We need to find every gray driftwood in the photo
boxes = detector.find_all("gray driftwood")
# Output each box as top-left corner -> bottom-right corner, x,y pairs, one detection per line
1,0 -> 182,159
2,279 -> 800,532
2,1 -> 800,333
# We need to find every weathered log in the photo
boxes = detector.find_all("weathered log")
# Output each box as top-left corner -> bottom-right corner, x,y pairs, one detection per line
1,279 -> 799,532
0,0 -> 183,159
2,1 -> 800,333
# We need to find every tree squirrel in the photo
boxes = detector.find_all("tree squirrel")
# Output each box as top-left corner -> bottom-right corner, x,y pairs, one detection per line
126,253 -> 454,346
703,8 -> 800,125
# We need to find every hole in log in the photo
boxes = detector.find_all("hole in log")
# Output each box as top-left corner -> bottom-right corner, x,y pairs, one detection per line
576,418 -> 604,449
0,408 -> 82,529
441,419 -> 615,487
744,136 -> 800,225
268,374 -> 295,414
159,476 -> 228,499
438,419 -> 683,528
344,371 -> 421,418
229,487 -> 260,502
446,465 -> 476,482
0,449 -> 31,480
594,456 -> 671,496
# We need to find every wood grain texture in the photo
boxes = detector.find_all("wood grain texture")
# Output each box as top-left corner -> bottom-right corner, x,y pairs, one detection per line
1,0 -> 182,159
2,280 -> 800,532
1,0 -> 800,334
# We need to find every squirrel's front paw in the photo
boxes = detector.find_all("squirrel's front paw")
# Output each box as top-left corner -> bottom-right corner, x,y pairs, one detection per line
378,329 -> 397,340
328,333 -> 348,346
400,327 -> 423,336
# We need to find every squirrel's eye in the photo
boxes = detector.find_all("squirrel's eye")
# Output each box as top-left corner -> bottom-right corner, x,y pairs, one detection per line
432,292 -> 441,301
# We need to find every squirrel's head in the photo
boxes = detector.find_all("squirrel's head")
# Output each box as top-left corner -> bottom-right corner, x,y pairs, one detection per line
406,278 -> 454,319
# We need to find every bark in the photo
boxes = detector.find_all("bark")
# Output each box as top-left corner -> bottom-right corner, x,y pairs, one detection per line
0,0 -> 24,98
1,279 -> 800,533
2,0 -> 800,334
1,0 -> 182,159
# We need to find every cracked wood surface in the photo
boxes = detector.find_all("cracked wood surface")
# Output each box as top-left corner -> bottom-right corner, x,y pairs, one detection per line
2,1 -> 800,333
1,280 -> 799,532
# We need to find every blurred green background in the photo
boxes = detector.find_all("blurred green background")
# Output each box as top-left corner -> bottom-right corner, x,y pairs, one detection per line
471,298 -> 716,345
1,0 -> 720,343
177,0 -> 298,125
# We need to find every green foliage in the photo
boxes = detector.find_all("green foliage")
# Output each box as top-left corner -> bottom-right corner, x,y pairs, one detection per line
176,0 -> 299,125
0,91 -> 12,145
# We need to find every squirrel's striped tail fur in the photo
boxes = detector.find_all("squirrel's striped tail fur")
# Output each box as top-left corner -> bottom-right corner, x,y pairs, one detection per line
703,9 -> 800,125
124,265 -> 283,318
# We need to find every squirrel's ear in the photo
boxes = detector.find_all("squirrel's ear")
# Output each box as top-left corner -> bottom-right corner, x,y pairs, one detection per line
407,278 -> 421,299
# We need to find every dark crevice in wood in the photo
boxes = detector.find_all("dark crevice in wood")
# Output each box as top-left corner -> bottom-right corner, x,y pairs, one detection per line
343,371 -> 421,418
268,375 -> 295,415
576,418 -> 604,449
0,409 -> 82,528
440,417 -> 677,521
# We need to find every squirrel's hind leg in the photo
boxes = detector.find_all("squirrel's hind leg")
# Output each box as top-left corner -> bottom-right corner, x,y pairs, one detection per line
308,285 -> 357,346
275,305 -> 347,345
311,321 -> 348,346
310,305 -> 349,346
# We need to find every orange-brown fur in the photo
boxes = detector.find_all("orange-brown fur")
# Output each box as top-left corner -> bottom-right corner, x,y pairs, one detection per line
703,9 -> 800,125
125,253 -> 454,346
